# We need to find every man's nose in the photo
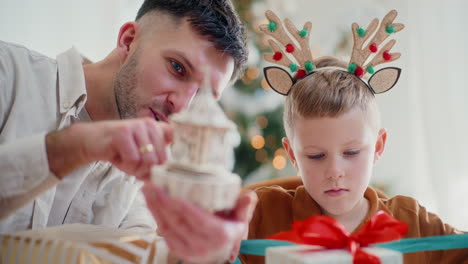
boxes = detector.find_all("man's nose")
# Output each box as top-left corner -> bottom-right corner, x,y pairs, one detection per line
166,83 -> 199,113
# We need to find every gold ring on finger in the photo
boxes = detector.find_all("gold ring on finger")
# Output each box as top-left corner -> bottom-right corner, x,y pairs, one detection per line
139,144 -> 155,153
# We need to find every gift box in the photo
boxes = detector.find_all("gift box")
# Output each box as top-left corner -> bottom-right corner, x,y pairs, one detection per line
265,211 -> 409,264
266,245 -> 402,264
0,224 -> 164,264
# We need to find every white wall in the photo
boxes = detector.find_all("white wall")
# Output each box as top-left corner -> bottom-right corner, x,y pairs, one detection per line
0,0 -> 143,60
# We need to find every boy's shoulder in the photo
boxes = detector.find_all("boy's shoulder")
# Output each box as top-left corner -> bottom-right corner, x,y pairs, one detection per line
375,191 -> 462,236
375,191 -> 429,223
378,193 -> 421,214
253,185 -> 297,205
375,191 -> 467,263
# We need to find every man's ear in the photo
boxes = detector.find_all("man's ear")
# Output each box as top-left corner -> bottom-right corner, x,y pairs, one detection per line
374,128 -> 387,164
282,137 -> 298,170
116,22 -> 140,63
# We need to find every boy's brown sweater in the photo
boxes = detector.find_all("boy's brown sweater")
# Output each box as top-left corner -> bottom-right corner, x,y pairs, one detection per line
239,185 -> 467,264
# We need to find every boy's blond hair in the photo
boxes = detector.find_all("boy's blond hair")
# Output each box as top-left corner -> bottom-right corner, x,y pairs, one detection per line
283,56 -> 380,137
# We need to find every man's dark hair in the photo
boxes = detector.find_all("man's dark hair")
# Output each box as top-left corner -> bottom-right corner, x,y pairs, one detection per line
136,0 -> 247,81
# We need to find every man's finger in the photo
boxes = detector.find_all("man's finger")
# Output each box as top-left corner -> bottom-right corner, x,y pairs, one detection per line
142,184 -> 165,227
113,130 -> 140,174
176,198 -> 230,242
229,238 -> 241,262
233,190 -> 258,222
159,122 -> 174,145
147,121 -> 167,165
151,187 -> 207,240
142,184 -> 194,252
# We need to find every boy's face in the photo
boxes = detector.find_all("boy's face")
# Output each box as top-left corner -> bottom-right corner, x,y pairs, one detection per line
283,107 -> 386,217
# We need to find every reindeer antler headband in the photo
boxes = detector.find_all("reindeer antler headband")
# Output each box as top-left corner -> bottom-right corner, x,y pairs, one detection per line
260,10 -> 405,95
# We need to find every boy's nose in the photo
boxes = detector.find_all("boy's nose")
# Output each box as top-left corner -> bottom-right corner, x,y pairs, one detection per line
326,159 -> 344,180
327,171 -> 344,181
167,83 -> 199,113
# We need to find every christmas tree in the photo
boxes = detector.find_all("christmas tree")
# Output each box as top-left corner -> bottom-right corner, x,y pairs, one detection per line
225,0 -> 295,184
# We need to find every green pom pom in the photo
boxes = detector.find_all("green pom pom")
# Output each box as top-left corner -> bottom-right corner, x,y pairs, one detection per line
305,61 -> 315,72
298,29 -> 309,38
356,27 -> 366,37
289,63 -> 298,72
366,65 -> 375,74
268,21 -> 277,32
348,63 -> 357,73
386,25 -> 396,34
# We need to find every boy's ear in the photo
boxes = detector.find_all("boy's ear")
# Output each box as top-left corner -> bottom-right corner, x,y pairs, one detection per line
374,128 -> 387,164
264,67 -> 294,95
282,137 -> 298,169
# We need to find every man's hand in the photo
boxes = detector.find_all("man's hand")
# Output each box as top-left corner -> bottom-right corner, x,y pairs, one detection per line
142,183 -> 258,263
46,118 -> 173,179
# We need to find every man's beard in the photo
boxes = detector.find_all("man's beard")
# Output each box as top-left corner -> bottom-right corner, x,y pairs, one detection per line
114,52 -> 139,119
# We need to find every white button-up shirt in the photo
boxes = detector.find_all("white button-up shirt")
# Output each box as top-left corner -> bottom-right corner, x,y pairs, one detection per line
0,40 -> 157,233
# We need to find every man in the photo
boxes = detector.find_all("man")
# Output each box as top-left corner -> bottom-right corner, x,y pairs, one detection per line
0,0 -> 256,262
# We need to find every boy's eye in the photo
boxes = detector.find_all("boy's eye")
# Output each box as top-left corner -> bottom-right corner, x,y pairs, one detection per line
170,60 -> 185,75
344,150 -> 360,156
307,154 -> 325,160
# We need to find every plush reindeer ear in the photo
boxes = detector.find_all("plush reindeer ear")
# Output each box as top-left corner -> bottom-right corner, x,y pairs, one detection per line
368,67 -> 401,94
264,66 -> 294,95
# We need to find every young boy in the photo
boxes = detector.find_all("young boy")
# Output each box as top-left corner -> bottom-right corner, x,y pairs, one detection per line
239,10 -> 467,264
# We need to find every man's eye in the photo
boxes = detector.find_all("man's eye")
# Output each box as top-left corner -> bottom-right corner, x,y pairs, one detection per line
171,60 -> 185,75
307,154 -> 325,160
344,150 -> 360,156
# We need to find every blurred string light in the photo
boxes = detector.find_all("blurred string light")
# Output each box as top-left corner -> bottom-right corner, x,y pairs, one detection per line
273,147 -> 287,170
265,135 -> 277,149
261,78 -> 271,90
251,135 -> 265,149
246,67 -> 260,80
255,149 -> 268,163
275,148 -> 286,157
242,66 -> 260,85
273,155 -> 287,170
241,75 -> 253,85
256,115 -> 268,129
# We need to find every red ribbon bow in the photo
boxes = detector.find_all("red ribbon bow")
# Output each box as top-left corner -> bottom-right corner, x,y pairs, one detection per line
267,211 -> 408,264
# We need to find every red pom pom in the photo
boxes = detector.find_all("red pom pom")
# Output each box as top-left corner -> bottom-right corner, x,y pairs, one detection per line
273,52 -> 283,61
285,44 -> 295,53
354,66 -> 364,77
383,51 -> 392,61
369,43 -> 378,53
296,69 -> 306,79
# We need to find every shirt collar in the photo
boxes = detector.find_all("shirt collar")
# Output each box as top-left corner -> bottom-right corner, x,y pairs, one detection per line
56,47 -> 87,114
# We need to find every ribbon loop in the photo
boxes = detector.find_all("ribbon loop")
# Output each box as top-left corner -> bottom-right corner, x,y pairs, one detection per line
267,211 -> 408,264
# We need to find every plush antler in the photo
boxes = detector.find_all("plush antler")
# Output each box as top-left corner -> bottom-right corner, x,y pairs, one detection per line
259,10 -> 314,76
349,10 -> 404,77
260,10 -> 316,95
261,9 -> 404,96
